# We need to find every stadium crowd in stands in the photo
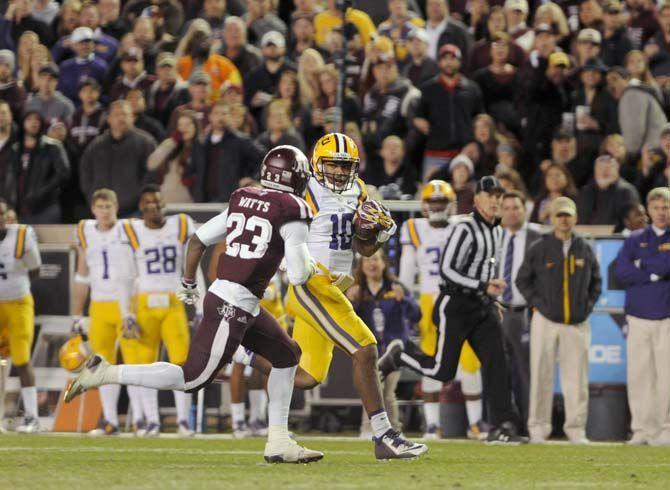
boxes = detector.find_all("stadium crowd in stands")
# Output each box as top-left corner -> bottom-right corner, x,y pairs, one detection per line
2,0 -> 670,225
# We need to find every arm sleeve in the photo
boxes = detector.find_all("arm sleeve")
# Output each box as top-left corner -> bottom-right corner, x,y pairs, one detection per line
280,220 -> 312,286
195,209 -> 229,247
22,227 -> 42,271
398,244 -> 418,290
615,237 -> 652,286
439,223 -> 482,290
515,245 -> 542,308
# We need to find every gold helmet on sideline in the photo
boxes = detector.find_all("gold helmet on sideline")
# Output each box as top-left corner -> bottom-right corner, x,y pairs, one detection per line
311,132 -> 360,193
59,334 -> 93,373
421,180 -> 456,224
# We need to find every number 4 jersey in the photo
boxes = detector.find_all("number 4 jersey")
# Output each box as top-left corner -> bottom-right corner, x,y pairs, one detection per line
122,214 -> 195,293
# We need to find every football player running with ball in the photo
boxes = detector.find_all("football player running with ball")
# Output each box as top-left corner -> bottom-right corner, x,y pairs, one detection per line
65,146 -> 323,463
282,133 -> 427,459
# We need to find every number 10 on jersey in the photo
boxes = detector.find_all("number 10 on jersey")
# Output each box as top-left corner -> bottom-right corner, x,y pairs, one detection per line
330,213 -> 353,250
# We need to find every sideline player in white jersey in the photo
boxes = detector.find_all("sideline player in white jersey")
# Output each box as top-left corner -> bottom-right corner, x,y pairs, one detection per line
0,199 -> 42,433
280,133 -> 427,459
72,189 -> 132,436
398,181 -> 484,440
119,185 -> 203,436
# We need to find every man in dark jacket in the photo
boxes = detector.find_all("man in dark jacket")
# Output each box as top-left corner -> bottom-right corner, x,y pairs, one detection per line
402,28 -> 439,88
3,112 -> 70,224
146,52 -> 190,128
414,43 -> 483,180
0,50 -> 25,118
191,100 -> 264,203
516,197 -> 602,444
522,51 -> 571,181
79,100 -> 157,217
601,0 -> 633,67
577,154 -> 640,226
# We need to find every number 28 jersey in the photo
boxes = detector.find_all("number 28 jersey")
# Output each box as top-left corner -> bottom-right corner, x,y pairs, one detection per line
76,220 -> 127,302
400,218 -> 450,295
303,176 -> 367,276
216,187 -> 312,298
122,214 -> 195,293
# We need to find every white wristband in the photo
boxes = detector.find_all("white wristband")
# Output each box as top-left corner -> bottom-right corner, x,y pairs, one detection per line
74,273 -> 90,285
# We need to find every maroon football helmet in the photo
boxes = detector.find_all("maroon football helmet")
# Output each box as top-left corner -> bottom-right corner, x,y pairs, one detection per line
260,145 -> 311,196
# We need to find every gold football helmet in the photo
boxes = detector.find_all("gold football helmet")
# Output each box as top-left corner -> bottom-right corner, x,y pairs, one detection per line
59,334 -> 93,373
421,180 -> 456,224
311,132 -> 360,193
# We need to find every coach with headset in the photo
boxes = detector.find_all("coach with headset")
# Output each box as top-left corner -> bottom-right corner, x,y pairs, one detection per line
380,176 -> 526,443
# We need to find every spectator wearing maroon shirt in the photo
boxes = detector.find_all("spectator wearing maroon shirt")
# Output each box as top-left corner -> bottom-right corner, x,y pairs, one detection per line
473,32 -> 522,136
109,47 -> 156,102
402,28 -> 439,88
626,0 -> 660,50
191,100 -> 264,203
167,71 -> 213,134
469,7 -> 526,74
0,50 -> 26,118
146,52 -> 190,128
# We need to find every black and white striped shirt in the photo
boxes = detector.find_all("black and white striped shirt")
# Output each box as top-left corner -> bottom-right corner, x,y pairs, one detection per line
439,211 -> 503,291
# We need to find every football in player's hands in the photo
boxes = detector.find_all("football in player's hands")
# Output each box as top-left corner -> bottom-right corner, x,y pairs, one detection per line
353,200 -> 393,241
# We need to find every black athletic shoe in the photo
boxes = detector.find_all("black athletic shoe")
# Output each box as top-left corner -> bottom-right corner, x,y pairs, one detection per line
486,422 -> 529,445
378,339 -> 404,381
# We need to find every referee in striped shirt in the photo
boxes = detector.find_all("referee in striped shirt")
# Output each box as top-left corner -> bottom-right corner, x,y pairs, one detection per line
380,176 -> 526,443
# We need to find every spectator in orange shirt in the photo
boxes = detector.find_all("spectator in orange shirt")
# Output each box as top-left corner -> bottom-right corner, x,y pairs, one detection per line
177,29 -> 242,101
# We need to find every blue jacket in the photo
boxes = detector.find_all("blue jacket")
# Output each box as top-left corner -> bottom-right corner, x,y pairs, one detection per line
615,226 -> 670,319
352,280 -> 421,352
52,33 -> 118,65
57,57 -> 108,103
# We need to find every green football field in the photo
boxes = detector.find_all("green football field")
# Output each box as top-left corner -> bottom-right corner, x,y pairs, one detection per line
2,434 -> 670,489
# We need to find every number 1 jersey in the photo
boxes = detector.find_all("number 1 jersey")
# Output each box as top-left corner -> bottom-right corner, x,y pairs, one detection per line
303,176 -> 367,276
122,214 -> 195,293
76,220 -> 128,302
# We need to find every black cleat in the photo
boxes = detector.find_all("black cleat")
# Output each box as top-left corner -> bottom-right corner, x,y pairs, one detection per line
378,339 -> 404,381
486,422 -> 529,445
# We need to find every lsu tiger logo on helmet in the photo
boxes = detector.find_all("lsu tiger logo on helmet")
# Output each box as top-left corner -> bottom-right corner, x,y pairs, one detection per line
59,334 -> 93,373
421,180 -> 455,224
311,132 -> 360,193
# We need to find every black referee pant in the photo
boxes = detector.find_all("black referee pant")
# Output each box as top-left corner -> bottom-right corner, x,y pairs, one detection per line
400,292 -> 516,427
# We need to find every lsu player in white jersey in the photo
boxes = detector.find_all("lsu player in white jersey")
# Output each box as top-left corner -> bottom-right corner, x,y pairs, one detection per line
72,189 -> 132,436
283,133 -> 428,460
398,181 -> 484,440
0,199 -> 42,433
120,185 -> 203,436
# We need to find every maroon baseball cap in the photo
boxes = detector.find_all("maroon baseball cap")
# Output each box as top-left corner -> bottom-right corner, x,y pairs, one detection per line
438,44 -> 462,60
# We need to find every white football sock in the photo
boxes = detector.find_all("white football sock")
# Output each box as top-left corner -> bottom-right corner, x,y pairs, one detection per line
370,410 -> 393,438
267,366 -> 296,442
21,386 -> 38,419
126,385 -> 144,424
141,387 -> 160,425
466,399 -> 483,426
458,369 -> 483,425
117,362 -> 185,390
173,390 -> 191,425
99,384 -> 121,427
249,389 -> 267,422
423,402 -> 440,429
230,402 -> 246,426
